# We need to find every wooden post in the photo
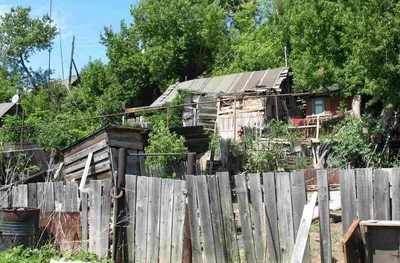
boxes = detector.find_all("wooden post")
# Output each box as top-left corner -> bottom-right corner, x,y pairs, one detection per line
275,95 -> 279,120
68,36 -> 75,89
233,98 -> 237,141
79,152 -> 93,191
290,192 -> 318,263
81,191 -> 88,251
167,107 -> 169,127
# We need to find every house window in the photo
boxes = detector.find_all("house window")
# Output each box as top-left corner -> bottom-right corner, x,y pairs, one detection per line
312,98 -> 325,115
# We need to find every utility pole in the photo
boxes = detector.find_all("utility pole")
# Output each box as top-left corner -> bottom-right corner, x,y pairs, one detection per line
48,0 -> 53,84
59,10 -> 65,79
68,36 -> 75,89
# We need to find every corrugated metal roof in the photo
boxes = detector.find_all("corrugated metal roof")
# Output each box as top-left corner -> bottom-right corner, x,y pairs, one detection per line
0,103 -> 15,117
151,67 -> 289,107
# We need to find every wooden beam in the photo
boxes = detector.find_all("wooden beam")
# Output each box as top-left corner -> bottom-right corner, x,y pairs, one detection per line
290,192 -> 318,263
53,162 -> 64,180
79,152 -> 93,191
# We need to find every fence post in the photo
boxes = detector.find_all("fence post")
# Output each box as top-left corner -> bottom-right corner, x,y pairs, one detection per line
115,148 -> 127,263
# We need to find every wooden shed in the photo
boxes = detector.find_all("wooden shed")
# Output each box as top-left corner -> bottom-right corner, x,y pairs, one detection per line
61,125 -> 148,182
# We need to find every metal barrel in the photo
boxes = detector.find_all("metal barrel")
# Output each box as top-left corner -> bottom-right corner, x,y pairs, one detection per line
0,207 -> 40,251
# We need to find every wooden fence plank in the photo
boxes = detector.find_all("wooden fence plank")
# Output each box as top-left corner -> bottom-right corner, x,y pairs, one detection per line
66,181 -> 79,212
146,177 -> 162,263
317,170 -> 332,263
81,191 -> 88,252
391,168 -> 400,220
135,176 -> 149,263
0,190 -> 9,208
196,175 -> 217,263
235,174 -> 257,263
159,179 -> 174,263
208,175 -> 226,263
374,169 -> 391,220
28,183 -> 37,207
290,171 -> 310,263
54,181 -> 65,211
171,180 -> 186,263
249,173 -> 266,263
44,182 -> 55,212
340,169 -> 357,234
356,168 -> 373,220
100,178 -> 112,259
89,180 -> 102,255
185,175 -> 202,263
12,185 -> 27,207
290,192 -> 318,263
217,172 -> 240,263
276,172 -> 295,262
126,174 -> 138,263
263,172 -> 280,262
36,183 -> 45,211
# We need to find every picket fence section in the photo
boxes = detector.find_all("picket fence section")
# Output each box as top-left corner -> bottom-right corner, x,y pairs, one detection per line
123,175 -> 186,263
0,181 -> 79,212
187,172 -> 316,263
339,168 -> 400,233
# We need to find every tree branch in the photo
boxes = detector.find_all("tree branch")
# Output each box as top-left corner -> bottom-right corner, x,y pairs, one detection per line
19,54 -> 37,89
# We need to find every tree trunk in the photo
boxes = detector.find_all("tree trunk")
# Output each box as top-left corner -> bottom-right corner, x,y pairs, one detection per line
19,55 -> 38,90
352,95 -> 362,118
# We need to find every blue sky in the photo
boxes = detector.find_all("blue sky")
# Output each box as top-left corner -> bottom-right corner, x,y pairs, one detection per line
0,0 -> 137,80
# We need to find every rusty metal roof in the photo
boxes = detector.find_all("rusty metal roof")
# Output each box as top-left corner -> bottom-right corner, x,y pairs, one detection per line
151,67 -> 289,107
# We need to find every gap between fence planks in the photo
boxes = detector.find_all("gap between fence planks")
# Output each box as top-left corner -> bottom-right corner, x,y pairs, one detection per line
290,192 -> 318,263
263,172 -> 280,262
235,174 -> 257,263
290,171 -> 310,263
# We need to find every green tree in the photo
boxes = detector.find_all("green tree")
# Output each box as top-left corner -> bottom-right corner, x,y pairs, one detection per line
329,116 -> 387,168
145,121 -> 188,176
101,0 -> 229,107
0,6 -> 57,89
271,0 -> 400,113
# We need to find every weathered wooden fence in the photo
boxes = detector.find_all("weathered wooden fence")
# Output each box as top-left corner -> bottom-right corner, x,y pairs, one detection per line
186,172 -> 312,263
3,168 -> 400,262
122,175 -> 186,263
0,181 -> 79,211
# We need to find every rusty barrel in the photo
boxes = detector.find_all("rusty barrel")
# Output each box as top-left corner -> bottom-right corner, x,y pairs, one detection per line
0,207 -> 40,251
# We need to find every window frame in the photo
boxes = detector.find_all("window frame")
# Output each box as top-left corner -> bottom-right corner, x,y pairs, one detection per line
312,98 -> 325,115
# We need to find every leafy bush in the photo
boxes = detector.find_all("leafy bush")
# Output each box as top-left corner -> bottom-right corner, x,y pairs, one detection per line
231,127 -> 286,173
145,121 -> 188,176
329,115 -> 387,168
0,245 -> 112,263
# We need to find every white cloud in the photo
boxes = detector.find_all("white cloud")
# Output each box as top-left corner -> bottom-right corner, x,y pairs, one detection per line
0,5 -> 12,16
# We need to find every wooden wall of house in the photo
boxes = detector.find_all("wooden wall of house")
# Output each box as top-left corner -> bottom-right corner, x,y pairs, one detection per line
306,95 -> 352,116
217,97 -> 265,139
62,127 -> 146,182
64,139 -> 112,181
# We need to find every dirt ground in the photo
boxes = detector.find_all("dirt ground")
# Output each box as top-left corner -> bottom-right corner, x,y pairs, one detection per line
309,221 -> 344,263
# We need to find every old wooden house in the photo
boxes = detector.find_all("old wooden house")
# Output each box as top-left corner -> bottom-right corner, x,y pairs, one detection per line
290,87 -> 352,140
60,125 -> 148,182
151,67 -> 299,139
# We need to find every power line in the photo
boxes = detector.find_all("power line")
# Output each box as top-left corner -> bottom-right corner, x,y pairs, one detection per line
0,91 -> 327,133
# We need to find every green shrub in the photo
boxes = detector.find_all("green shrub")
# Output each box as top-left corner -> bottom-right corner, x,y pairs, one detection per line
0,245 -> 112,263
